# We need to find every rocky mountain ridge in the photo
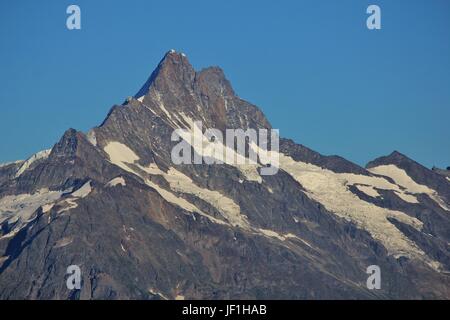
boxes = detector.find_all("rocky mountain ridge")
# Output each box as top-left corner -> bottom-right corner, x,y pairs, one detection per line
0,51 -> 449,299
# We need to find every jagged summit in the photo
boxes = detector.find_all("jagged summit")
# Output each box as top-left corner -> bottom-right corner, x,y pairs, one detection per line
115,51 -> 271,131
134,50 -> 235,103
134,50 -> 195,99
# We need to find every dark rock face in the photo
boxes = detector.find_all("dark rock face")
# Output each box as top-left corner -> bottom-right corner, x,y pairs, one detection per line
0,162 -> 24,186
0,51 -> 449,299
432,166 -> 450,179
280,139 -> 368,175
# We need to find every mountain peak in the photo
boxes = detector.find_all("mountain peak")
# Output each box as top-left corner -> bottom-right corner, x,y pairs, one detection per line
367,150 -> 450,201
2,51 -> 450,300
366,150 -> 412,169
135,50 -> 194,98
196,66 -> 235,97
106,51 -> 270,133
162,49 -> 189,64
389,150 -> 407,158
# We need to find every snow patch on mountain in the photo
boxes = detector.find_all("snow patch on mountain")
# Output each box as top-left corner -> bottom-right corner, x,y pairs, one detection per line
0,160 -> 24,169
165,167 -> 250,229
0,256 -> 9,265
87,130 -> 97,146
339,173 -> 418,204
106,177 -> 126,187
15,149 -> 51,178
103,142 -> 224,223
146,165 -> 309,245
395,191 -> 420,204
104,142 -> 140,171
369,165 -> 434,194
369,165 -> 448,210
71,181 -> 92,198
355,185 -> 381,198
154,91 -> 176,123
53,236 -> 73,249
270,152 -> 440,269
57,198 -> 78,214
148,288 -> 169,300
144,178 -> 216,219
42,203 -> 55,213
176,113 -> 262,183
55,181 -> 92,214
0,189 -> 65,236
103,141 -> 308,245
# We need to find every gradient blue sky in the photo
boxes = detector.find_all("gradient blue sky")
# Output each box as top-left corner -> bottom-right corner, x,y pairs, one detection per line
0,0 -> 449,168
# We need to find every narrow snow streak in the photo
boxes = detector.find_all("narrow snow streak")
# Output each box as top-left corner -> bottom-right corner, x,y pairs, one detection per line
0,160 -> 24,169
53,237 -> 73,248
177,113 -> 262,183
15,149 -> 51,178
57,199 -> 79,214
87,130 -> 97,146
165,167 -> 250,229
56,181 -> 92,214
355,185 -> 380,198
148,288 -> 169,300
107,177 -> 126,187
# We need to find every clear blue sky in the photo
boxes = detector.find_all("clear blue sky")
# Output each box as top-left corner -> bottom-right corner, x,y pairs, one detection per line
0,0 -> 449,168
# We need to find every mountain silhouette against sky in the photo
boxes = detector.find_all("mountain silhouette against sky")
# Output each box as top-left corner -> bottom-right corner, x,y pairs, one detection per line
0,51 -> 449,299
